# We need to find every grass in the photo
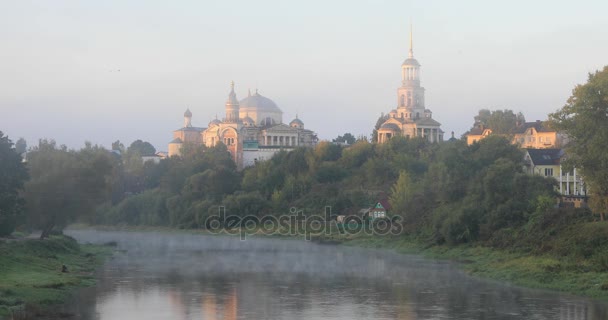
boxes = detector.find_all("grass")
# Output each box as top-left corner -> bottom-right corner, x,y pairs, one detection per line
343,232 -> 608,299
0,235 -> 112,318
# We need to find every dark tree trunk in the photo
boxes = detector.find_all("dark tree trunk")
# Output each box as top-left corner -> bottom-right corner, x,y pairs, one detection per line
40,222 -> 55,239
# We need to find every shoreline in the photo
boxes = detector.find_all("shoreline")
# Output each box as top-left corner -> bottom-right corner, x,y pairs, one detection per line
0,235 -> 113,319
340,234 -> 608,300
67,224 -> 608,300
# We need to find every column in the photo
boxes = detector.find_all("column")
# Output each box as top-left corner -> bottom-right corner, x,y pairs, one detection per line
566,172 -> 570,195
559,166 -> 563,194
573,168 -> 577,195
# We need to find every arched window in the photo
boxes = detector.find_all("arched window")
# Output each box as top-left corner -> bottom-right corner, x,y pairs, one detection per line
407,92 -> 412,107
400,95 -> 405,106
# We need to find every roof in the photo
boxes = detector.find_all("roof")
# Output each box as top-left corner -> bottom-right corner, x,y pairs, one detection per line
402,58 -> 420,66
380,123 -> 401,131
512,121 -> 554,134
184,108 -> 192,117
415,117 -> 441,126
169,138 -> 183,144
290,118 -> 304,125
377,198 -> 392,211
174,127 -> 205,132
242,116 -> 255,124
239,91 -> 282,113
264,123 -> 299,132
526,148 -> 563,166
468,127 -> 484,135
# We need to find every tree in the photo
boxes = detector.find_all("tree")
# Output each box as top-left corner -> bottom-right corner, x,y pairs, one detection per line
549,66 -> 608,221
127,139 -> 156,156
0,132 -> 28,236
372,113 -> 389,143
24,140 -> 115,238
333,133 -> 356,145
111,140 -> 125,152
472,109 -> 524,134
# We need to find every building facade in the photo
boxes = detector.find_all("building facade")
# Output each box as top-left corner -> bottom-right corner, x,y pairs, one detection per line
168,82 -> 318,168
523,148 -> 587,207
466,120 -> 567,148
377,27 -> 443,143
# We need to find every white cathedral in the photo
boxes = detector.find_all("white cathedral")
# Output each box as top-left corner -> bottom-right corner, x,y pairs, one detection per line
377,28 -> 443,143
168,83 -> 318,169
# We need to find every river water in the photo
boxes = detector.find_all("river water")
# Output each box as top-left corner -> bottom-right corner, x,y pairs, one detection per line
61,230 -> 608,320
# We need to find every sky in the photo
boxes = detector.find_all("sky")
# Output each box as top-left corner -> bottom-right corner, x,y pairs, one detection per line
1,0 -> 607,151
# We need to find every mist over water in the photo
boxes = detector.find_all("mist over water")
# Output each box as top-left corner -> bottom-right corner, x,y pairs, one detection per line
61,230 -> 608,320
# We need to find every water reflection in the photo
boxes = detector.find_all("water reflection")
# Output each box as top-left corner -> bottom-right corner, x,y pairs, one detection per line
64,230 -> 608,320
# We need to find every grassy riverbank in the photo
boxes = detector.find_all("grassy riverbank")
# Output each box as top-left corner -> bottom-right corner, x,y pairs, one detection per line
0,235 -> 111,318
341,230 -> 608,300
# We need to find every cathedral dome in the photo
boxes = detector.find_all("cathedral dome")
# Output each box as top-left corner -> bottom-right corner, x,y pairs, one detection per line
208,119 -> 221,127
239,91 -> 282,113
402,58 -> 420,67
290,117 -> 304,128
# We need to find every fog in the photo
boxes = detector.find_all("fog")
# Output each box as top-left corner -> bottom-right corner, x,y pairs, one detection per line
59,230 -> 608,320
2,1 -> 608,149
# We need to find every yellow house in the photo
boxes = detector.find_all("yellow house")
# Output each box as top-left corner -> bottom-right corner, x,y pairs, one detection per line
466,121 -> 566,149
512,121 -> 566,149
466,127 -> 493,145
524,149 -> 587,207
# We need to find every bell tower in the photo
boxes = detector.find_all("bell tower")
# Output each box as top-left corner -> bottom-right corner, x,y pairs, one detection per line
225,81 -> 240,123
397,24 -> 425,114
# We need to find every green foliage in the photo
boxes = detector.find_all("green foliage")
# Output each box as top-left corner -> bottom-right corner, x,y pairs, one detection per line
0,132 -> 28,236
99,190 -> 170,226
472,109 -> 525,134
389,171 -> 414,218
94,122 -> 557,248
23,140 -> 115,238
127,139 -> 156,156
549,65 -> 608,220
222,192 -> 271,217
315,162 -> 347,184
333,133 -> 356,145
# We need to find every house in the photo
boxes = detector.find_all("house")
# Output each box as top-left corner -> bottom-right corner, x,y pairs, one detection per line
362,199 -> 392,220
524,148 -> 587,207
466,120 -> 567,149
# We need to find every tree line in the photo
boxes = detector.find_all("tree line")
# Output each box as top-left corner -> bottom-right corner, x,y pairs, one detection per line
1,65 -> 607,243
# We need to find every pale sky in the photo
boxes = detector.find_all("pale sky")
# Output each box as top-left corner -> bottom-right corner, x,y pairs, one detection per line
1,0 -> 607,151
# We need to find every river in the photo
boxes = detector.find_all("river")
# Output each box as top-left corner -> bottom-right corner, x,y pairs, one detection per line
59,230 -> 608,320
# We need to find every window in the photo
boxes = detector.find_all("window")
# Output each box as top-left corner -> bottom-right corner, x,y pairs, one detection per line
544,168 -> 553,177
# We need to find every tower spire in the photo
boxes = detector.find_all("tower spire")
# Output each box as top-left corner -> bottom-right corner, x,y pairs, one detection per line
408,23 -> 414,58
